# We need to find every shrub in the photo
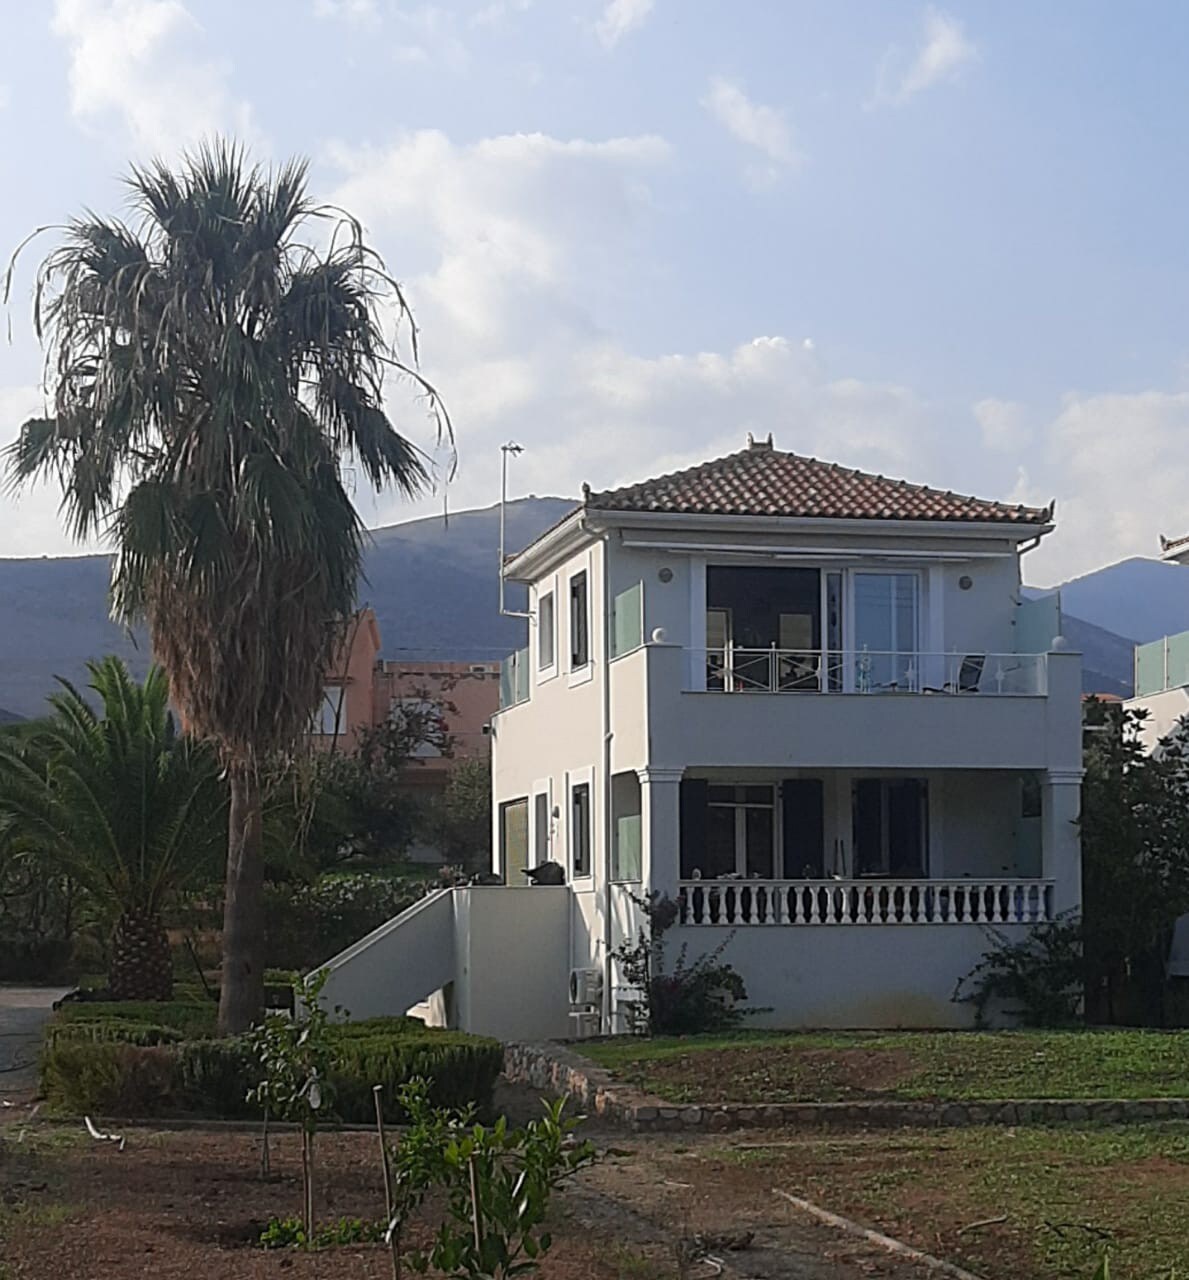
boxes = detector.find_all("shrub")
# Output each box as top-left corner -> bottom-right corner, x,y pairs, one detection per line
263,873 -> 428,972
953,913 -> 1085,1028
40,1007 -> 502,1122
55,999 -> 217,1039
614,891 -> 753,1035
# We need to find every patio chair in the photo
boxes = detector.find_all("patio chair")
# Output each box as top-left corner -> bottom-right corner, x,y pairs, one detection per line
923,654 -> 985,694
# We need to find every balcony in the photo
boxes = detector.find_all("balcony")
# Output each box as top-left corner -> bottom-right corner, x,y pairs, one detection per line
696,647 -> 1047,696
498,647 -> 530,709
678,877 -> 1054,927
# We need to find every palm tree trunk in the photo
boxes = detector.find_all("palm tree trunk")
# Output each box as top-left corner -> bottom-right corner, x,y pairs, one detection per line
218,761 -> 265,1034
109,907 -> 172,1001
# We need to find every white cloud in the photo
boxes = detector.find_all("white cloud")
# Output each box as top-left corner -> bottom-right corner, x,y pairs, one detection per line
702,76 -> 800,184
390,5 -> 470,71
974,398 -> 1032,453
321,127 -> 956,540
313,0 -> 380,26
595,0 -> 653,49
872,7 -> 978,107
51,0 -> 255,153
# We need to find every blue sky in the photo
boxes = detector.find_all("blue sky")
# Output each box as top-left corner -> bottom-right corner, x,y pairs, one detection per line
2,1 -> 1188,585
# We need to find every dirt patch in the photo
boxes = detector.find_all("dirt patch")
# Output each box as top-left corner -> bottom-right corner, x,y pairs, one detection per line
0,1113 -> 935,1280
622,1044 -> 920,1104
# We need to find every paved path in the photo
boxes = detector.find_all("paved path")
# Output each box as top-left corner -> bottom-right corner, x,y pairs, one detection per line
0,985 -> 71,1101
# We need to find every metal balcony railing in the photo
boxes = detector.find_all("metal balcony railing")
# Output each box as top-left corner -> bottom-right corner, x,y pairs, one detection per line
693,648 -> 1047,696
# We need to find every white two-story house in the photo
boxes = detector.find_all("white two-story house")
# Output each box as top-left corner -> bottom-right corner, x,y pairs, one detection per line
318,437 -> 1083,1039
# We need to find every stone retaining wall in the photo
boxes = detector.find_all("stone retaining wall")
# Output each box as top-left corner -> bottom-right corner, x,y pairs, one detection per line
502,1041 -> 1189,1133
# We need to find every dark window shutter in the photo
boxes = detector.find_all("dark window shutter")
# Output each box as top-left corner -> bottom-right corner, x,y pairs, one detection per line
854,779 -> 882,876
679,778 -> 708,879
782,779 -> 824,878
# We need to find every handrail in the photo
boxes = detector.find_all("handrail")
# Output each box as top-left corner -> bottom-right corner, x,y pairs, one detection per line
677,877 -> 1054,926
693,648 -> 1047,696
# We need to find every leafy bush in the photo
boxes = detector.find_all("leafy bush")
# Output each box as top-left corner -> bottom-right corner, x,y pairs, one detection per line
953,913 -> 1085,1028
614,891 -> 753,1035
263,872 -> 428,971
40,1005 -> 502,1121
260,1215 -> 385,1249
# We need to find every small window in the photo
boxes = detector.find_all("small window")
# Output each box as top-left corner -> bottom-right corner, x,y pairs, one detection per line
538,591 -> 555,670
317,686 -> 344,736
534,791 -> 551,863
571,781 -> 591,877
570,572 -> 589,668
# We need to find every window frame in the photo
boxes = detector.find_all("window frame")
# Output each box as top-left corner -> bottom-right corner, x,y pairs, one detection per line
537,584 -> 556,678
569,570 -> 590,671
568,769 -> 594,880
499,796 -> 531,881
705,784 -> 777,879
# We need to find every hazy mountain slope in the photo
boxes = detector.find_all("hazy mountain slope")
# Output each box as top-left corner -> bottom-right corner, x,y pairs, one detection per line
0,498 -> 573,718
0,493 -> 1155,713
1040,557 -> 1189,644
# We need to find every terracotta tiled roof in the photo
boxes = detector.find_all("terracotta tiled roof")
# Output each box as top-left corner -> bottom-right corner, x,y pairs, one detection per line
584,438 -> 1052,526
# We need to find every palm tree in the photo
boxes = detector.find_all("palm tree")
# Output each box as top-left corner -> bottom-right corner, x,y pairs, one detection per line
4,142 -> 442,1030
0,657 -> 225,1001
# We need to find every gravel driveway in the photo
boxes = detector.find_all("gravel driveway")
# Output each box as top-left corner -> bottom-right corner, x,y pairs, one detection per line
0,985 -> 71,1101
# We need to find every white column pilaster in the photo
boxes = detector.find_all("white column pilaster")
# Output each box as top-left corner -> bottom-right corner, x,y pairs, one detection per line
638,767 -> 684,900
1042,769 -> 1083,916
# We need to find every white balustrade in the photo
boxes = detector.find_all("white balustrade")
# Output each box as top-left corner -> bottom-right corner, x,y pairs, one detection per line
677,878 -> 1054,926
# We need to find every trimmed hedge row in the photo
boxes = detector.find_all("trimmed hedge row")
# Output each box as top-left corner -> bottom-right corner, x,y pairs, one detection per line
41,1003 -> 503,1122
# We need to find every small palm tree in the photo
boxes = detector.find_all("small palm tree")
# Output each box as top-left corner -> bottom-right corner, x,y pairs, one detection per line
0,657 -> 225,1001
5,141 -> 443,1030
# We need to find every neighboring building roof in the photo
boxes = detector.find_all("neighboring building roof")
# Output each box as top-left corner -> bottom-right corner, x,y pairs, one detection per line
583,436 -> 1053,526
1160,532 -> 1189,563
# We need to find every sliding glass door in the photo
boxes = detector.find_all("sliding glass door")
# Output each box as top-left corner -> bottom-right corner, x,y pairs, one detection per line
852,572 -> 919,691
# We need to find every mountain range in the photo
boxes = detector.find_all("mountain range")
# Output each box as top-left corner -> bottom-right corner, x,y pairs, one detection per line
0,497 -> 1174,719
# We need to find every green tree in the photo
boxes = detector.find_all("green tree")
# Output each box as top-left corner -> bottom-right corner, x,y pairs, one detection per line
1081,698 -> 1189,1022
5,142 -> 443,1030
427,757 -> 493,875
0,657 -> 225,1000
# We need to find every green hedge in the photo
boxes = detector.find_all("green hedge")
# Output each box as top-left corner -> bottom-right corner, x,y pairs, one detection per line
40,1010 -> 503,1122
55,999 -> 218,1039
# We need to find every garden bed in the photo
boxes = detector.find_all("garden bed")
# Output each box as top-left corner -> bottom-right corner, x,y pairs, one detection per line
582,1028 -> 1189,1104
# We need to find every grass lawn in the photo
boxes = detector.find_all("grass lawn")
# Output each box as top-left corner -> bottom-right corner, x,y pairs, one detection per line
698,1121 -> 1189,1278
582,1029 -> 1189,1103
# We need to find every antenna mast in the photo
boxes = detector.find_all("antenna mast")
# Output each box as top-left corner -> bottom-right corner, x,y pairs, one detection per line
499,442 -> 532,620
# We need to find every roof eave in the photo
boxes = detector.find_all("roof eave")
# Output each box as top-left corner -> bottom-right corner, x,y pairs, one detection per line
582,507 -> 1054,542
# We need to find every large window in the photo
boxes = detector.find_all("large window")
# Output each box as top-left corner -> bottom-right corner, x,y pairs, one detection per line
499,798 -> 530,880
569,572 -> 589,669
853,573 -> 919,690
705,785 -> 776,879
570,781 -> 591,877
538,590 -> 555,671
853,778 -> 927,877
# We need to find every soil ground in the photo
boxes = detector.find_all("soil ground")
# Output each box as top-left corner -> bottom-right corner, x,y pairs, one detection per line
0,1097 -> 928,1280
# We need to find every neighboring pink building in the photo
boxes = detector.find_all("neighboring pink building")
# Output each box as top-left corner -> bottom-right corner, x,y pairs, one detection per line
313,609 -> 499,799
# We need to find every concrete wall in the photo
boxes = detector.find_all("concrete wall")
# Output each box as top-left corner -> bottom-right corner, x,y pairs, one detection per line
453,887 -> 571,1041
671,922 -> 1031,1029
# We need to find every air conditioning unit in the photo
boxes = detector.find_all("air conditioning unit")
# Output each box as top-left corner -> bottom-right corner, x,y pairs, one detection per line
569,967 -> 603,1008
568,1009 -> 601,1039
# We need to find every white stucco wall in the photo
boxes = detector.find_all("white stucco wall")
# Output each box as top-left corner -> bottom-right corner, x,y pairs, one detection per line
1126,687 -> 1189,752
452,886 -> 571,1041
670,923 -> 1030,1029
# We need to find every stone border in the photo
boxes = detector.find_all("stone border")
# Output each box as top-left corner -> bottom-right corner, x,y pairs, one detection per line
503,1042 -> 1189,1133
